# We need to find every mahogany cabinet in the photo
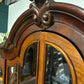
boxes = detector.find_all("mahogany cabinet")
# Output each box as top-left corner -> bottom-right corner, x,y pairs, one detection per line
0,0 -> 84,84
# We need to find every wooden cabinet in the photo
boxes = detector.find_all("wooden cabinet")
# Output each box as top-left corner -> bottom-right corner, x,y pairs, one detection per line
0,0 -> 84,84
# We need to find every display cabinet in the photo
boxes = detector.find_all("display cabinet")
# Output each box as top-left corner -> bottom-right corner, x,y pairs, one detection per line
0,0 -> 84,84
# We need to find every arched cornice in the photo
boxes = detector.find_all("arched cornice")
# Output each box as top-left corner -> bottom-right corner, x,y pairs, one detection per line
50,2 -> 84,22
7,2 -> 84,45
0,2 -> 84,59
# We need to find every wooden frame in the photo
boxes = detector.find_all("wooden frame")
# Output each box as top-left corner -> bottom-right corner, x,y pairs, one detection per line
19,31 -> 78,84
21,42 -> 38,81
19,32 -> 41,84
0,59 -> 5,84
0,0 -> 84,84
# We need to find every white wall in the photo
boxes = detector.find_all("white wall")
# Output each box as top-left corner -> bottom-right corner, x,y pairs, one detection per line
5,0 -> 20,5
8,0 -> 31,32
8,0 -> 84,32
54,0 -> 84,8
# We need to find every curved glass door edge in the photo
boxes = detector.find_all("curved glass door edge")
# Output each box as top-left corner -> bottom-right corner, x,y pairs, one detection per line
45,44 -> 72,84
22,42 -> 37,84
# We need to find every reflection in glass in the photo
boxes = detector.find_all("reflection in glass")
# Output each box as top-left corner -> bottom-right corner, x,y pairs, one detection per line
8,66 -> 17,84
0,52 -> 2,59
45,45 -> 72,84
23,43 -> 37,79
0,68 -> 2,77
0,67 -> 3,84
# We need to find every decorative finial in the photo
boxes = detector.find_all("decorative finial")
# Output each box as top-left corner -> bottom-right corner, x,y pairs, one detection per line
30,0 -> 49,8
29,0 -> 54,28
30,0 -> 46,3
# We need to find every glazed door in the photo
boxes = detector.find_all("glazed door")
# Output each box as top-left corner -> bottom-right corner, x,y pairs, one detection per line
20,32 -> 77,84
38,32 -> 77,84
20,32 -> 41,84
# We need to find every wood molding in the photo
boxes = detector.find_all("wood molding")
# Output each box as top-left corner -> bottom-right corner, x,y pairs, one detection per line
0,2 -> 84,60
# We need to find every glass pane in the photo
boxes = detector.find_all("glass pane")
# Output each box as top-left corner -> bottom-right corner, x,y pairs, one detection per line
8,66 -> 17,84
45,45 -> 72,84
0,67 -> 2,77
0,67 -> 3,84
0,52 -> 2,59
22,43 -> 37,80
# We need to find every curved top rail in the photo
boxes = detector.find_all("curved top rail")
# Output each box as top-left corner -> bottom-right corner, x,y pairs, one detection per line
9,2 -> 84,40
50,2 -> 84,22
0,2 -> 84,52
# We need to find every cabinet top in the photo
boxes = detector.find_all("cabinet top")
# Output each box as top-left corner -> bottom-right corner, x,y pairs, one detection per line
30,0 -> 54,7
0,2 -> 84,59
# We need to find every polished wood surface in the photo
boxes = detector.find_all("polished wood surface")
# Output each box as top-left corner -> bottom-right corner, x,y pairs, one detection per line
0,1 -> 84,84
0,59 -> 5,84
0,2 -> 84,59
38,33 -> 46,84
44,32 -> 83,84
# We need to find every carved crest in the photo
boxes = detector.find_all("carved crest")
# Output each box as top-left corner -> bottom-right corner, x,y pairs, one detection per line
29,0 -> 54,29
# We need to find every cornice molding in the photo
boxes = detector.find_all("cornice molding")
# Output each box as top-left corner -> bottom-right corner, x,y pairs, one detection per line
0,2 -> 84,59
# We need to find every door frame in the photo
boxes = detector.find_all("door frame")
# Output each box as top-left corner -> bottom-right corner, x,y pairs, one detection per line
20,31 -> 78,84
38,32 -> 77,84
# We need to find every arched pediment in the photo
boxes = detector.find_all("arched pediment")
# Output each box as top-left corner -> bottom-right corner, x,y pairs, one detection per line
0,2 -> 84,59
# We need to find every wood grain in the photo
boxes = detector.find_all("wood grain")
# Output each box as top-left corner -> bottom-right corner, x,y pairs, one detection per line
0,2 -> 84,84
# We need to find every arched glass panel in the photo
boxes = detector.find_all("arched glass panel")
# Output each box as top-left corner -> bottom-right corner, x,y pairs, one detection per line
22,43 -> 37,82
8,65 -> 17,84
45,44 -> 72,84
0,67 -> 3,84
